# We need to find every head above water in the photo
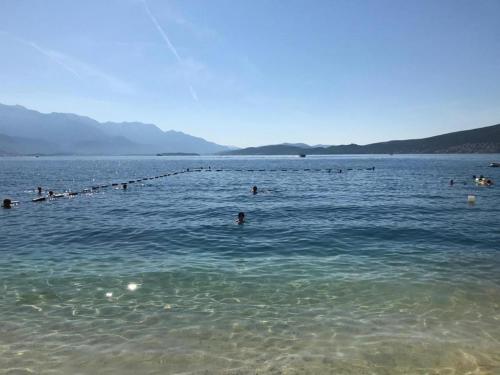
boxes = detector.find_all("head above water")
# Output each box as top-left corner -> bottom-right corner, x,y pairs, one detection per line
252,186 -> 257,194
2,198 -> 12,209
237,212 -> 245,223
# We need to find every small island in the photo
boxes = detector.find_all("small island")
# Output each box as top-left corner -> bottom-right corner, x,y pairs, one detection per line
156,152 -> 200,156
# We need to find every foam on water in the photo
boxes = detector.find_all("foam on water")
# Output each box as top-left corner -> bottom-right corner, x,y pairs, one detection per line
0,155 -> 499,374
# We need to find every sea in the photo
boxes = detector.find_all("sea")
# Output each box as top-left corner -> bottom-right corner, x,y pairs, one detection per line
0,154 -> 499,374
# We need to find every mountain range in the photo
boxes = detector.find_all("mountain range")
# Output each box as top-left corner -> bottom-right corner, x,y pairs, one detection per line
0,103 -> 233,155
1,103 -> 499,156
222,123 -> 500,155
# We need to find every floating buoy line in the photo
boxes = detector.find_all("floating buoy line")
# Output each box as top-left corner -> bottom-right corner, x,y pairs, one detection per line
2,166 -> 377,208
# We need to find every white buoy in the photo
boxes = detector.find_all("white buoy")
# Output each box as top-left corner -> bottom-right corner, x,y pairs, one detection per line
105,292 -> 113,298
467,195 -> 476,204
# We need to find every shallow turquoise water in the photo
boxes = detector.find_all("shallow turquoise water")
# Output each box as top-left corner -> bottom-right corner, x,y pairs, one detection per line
0,155 -> 499,374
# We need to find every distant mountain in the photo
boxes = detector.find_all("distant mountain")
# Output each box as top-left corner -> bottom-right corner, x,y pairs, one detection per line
281,142 -> 313,148
0,133 -> 61,155
0,103 -> 233,155
281,143 -> 330,148
224,144 -> 309,155
222,123 -> 500,155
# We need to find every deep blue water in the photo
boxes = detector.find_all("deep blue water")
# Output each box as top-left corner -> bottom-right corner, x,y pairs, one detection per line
0,155 -> 499,374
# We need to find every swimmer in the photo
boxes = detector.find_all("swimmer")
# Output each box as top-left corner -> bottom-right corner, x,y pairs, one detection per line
48,191 -> 54,198
237,212 -> 245,224
122,183 -> 128,190
2,198 -> 12,209
450,179 -> 454,186
37,186 -> 42,195
252,186 -> 258,195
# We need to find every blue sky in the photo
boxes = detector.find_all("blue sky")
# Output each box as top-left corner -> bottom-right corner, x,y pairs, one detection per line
1,0 -> 499,147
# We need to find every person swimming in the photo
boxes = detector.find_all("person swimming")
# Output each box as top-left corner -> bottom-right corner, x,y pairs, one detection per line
252,186 -> 258,194
37,186 -> 42,195
2,199 -> 12,209
237,212 -> 245,224
450,179 -> 454,186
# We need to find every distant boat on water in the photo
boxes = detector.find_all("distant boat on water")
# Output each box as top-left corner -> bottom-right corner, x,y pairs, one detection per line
299,154 -> 306,158
489,162 -> 500,167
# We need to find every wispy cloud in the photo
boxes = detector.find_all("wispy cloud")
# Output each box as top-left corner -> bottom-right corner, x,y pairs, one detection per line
0,30 -> 134,95
142,0 -> 199,101
28,41 -> 82,79
188,85 -> 199,101
49,50 -> 135,95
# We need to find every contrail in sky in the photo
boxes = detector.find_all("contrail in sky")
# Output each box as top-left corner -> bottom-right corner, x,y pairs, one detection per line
0,30 -> 134,94
0,30 -> 80,79
142,0 -> 198,101
28,41 -> 82,79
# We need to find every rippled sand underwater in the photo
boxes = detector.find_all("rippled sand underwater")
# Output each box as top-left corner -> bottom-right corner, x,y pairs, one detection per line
0,155 -> 499,374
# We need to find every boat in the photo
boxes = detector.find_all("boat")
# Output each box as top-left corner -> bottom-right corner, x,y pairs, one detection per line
489,162 -> 500,167
299,154 -> 306,158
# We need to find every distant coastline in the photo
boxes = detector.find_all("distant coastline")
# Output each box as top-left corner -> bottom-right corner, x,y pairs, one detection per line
156,152 -> 200,156
221,123 -> 500,155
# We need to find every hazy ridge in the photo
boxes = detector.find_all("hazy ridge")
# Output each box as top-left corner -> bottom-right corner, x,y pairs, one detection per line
0,103 -> 233,155
223,123 -> 500,155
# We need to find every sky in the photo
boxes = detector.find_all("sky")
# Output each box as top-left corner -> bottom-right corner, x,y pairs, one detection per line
0,0 -> 499,148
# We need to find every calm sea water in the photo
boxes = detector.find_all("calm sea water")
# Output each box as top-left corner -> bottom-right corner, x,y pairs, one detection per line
0,155 -> 499,374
